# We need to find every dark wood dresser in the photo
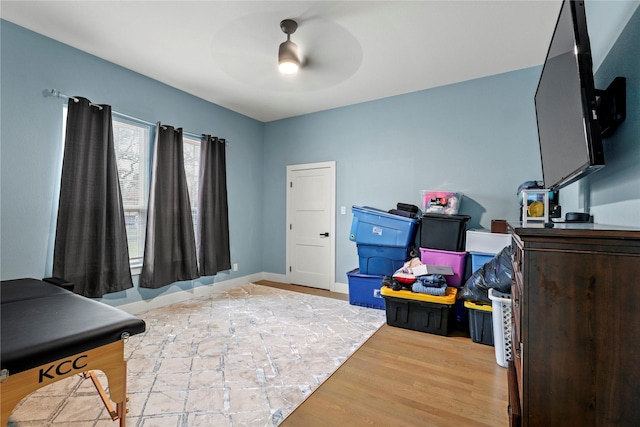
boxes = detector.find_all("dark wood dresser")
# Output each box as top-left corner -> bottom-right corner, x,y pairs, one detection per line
507,222 -> 640,427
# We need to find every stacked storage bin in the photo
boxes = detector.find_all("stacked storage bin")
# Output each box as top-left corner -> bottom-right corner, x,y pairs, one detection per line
464,229 -> 512,348
418,213 -> 471,323
419,213 -> 471,285
465,230 -> 512,273
347,206 -> 419,310
381,285 -> 458,336
464,300 -> 494,345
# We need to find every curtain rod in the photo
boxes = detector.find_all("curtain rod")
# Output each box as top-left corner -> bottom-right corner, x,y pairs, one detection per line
43,88 -> 217,142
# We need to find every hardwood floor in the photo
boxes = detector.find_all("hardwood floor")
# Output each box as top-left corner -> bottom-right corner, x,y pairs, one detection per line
257,282 -> 509,427
254,279 -> 350,301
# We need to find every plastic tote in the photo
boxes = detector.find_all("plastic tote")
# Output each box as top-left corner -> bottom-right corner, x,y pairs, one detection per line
349,206 -> 419,247
470,252 -> 495,273
464,300 -> 494,346
346,268 -> 386,310
488,288 -> 512,368
419,247 -> 467,287
357,244 -> 412,276
381,286 -> 457,336
419,213 -> 470,251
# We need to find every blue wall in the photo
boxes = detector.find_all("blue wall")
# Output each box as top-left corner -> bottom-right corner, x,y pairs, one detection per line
586,3 -> 640,225
1,21 -> 265,305
2,0 -> 638,302
263,68 -> 543,279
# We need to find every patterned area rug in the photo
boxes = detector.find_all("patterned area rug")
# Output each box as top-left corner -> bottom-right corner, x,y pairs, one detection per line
9,283 -> 386,426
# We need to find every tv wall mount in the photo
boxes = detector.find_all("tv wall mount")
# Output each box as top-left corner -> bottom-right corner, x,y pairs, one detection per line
595,76 -> 626,137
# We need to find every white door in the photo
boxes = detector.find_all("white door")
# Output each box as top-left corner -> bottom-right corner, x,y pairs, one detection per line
286,161 -> 335,290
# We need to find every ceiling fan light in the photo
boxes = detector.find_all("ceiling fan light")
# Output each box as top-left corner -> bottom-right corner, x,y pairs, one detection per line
278,40 -> 300,75
279,60 -> 299,75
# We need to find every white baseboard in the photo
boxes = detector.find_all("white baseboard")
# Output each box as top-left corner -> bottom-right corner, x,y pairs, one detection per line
333,281 -> 349,294
121,272 -> 350,314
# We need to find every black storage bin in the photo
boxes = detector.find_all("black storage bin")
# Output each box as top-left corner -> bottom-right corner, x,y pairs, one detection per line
419,213 -> 471,251
383,295 -> 455,336
388,209 -> 414,218
466,303 -> 495,346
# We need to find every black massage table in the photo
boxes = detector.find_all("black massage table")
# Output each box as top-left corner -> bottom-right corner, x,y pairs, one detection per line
0,278 -> 146,426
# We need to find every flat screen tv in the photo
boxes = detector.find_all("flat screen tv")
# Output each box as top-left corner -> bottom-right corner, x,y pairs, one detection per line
535,0 -> 604,190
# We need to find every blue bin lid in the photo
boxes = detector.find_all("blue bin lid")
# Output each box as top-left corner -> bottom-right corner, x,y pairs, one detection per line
352,206 -> 419,223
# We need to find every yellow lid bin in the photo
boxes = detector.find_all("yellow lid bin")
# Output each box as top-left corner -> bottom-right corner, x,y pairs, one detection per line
463,300 -> 492,312
380,286 -> 457,336
380,285 -> 457,304
464,299 -> 494,346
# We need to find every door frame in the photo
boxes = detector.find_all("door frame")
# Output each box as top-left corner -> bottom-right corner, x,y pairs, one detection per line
285,161 -> 336,291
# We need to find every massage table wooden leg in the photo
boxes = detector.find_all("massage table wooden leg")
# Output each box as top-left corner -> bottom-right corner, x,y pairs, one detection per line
0,340 -> 129,426
84,364 -> 129,426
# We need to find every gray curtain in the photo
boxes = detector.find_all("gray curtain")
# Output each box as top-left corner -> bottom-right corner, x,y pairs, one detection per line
53,97 -> 133,298
197,135 -> 231,275
140,124 -> 199,288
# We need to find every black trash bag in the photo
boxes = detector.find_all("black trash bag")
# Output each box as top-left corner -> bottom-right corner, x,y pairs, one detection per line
459,246 -> 513,304
459,270 -> 491,304
483,245 -> 513,293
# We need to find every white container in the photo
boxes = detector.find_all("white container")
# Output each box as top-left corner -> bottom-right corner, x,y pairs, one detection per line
465,230 -> 512,254
488,288 -> 512,368
421,190 -> 462,215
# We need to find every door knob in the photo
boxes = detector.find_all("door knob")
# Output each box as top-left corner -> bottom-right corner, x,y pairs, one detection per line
320,232 -> 329,237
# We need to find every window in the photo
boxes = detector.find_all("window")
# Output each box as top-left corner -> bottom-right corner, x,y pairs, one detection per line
112,116 -> 152,268
182,135 -> 201,236
60,107 -> 200,271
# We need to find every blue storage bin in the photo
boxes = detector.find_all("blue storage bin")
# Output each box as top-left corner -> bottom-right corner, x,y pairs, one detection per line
350,206 -> 419,247
346,269 -> 385,310
357,244 -> 411,276
470,252 -> 496,272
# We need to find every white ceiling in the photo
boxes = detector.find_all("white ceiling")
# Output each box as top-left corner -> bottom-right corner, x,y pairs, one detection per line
1,0 -> 564,122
